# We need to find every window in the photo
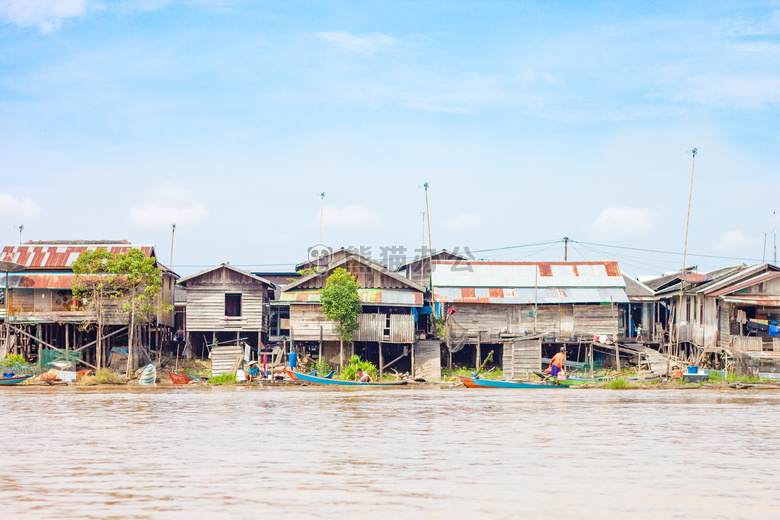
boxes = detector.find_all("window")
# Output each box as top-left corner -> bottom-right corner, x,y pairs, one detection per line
225,294 -> 242,317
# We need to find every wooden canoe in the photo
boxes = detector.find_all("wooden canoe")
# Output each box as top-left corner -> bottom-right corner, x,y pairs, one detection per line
456,375 -> 568,389
0,375 -> 31,386
284,369 -> 407,386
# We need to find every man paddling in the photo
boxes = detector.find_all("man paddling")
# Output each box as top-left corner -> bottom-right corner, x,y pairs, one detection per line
544,347 -> 566,385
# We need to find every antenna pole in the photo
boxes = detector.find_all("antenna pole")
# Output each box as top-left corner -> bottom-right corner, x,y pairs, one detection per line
763,233 -> 767,264
563,236 -> 569,261
672,147 -> 697,375
774,206 -> 777,266
424,183 -> 434,307
318,192 -> 325,264
17,224 -> 23,245
420,211 -> 426,287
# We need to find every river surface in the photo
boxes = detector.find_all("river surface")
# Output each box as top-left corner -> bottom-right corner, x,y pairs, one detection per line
1,384 -> 778,520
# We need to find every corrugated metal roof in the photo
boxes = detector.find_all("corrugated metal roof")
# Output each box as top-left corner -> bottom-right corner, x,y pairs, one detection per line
434,287 -> 628,304
280,288 -> 423,306
1,243 -> 156,269
721,296 -> 780,306
707,271 -> 780,297
1,272 -> 76,289
432,261 -> 625,288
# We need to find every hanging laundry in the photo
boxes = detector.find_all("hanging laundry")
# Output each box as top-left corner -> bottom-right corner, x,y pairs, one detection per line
769,325 -> 780,337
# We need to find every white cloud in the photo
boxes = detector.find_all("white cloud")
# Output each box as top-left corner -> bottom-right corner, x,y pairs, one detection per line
593,206 -> 657,239
321,204 -> 381,229
315,31 -> 398,54
0,193 -> 43,217
129,182 -> 208,228
443,212 -> 479,231
716,230 -> 761,253
0,0 -> 88,33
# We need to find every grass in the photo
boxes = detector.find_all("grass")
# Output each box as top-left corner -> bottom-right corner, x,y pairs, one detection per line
78,368 -> 125,385
207,373 -> 237,385
603,378 -> 631,390
442,367 -> 504,381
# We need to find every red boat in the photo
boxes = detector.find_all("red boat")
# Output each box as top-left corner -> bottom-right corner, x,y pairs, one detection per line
165,370 -> 196,385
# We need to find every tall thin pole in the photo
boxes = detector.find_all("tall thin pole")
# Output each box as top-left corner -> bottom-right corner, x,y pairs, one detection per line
318,192 -> 325,266
170,223 -> 177,370
420,211 -> 426,287
671,147 -> 697,375
563,236 -> 569,261
423,183 -> 434,310
773,206 -> 777,266
17,225 -> 23,245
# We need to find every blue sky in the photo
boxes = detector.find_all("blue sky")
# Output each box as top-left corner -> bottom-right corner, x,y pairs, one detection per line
1,0 -> 779,278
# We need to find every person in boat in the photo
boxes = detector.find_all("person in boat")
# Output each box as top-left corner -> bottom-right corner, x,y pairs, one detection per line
246,360 -> 261,382
544,347 -> 566,384
355,368 -> 372,383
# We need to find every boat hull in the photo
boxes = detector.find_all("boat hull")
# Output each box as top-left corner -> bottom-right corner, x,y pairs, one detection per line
284,369 -> 407,386
0,375 -> 31,385
456,375 -> 568,389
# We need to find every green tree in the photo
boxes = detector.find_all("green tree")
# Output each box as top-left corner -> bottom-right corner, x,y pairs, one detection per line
320,267 -> 362,368
71,249 -> 121,369
113,249 -> 167,376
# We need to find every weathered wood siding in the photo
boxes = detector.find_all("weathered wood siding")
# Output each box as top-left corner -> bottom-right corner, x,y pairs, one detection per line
185,268 -> 268,332
502,338 -> 542,378
355,314 -> 382,342
296,258 -> 414,290
211,344 -> 244,377
389,314 -> 414,343
289,305 -> 339,341
449,303 -> 619,340
718,304 -> 730,348
413,340 -> 441,381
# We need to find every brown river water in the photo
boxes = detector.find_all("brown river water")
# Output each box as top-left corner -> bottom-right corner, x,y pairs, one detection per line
1,385 -> 778,520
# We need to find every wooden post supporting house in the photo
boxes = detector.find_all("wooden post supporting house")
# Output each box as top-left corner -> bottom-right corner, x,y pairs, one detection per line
379,341 -> 384,378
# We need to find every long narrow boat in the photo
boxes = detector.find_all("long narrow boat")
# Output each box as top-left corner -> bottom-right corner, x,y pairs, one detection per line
0,375 -> 32,386
456,376 -> 568,389
284,369 -> 407,386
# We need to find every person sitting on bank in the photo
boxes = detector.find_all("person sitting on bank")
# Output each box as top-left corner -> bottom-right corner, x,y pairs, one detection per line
245,360 -> 261,382
544,347 -> 566,384
355,369 -> 372,383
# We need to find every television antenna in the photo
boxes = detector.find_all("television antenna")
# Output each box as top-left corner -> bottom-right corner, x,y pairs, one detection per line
16,224 -> 23,244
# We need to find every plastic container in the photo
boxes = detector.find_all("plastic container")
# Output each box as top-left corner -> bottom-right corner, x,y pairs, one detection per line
289,351 -> 297,369
687,366 -> 698,374
674,370 -> 682,378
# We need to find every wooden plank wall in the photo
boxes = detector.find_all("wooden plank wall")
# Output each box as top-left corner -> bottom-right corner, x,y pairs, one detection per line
355,314 -> 381,342
413,340 -> 441,381
502,338 -> 542,379
211,344 -> 244,377
298,259 -> 412,290
184,267 -> 268,332
290,305 -> 339,341
718,304 -> 730,348
390,314 -> 414,343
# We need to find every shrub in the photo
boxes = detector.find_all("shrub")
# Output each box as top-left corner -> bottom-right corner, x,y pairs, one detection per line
208,373 -> 237,385
79,368 -> 124,385
604,378 -> 630,390
341,355 -> 377,381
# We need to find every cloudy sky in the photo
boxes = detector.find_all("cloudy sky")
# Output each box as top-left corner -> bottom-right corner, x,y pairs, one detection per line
1,0 -> 778,278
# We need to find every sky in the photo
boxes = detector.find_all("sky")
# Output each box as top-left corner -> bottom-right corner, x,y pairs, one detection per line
1,0 -> 779,279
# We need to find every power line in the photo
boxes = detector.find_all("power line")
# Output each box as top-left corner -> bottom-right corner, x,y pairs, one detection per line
571,240 -> 764,263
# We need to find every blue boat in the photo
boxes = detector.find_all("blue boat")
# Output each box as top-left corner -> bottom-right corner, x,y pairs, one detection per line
284,369 -> 407,386
0,374 -> 31,385
457,376 -> 568,389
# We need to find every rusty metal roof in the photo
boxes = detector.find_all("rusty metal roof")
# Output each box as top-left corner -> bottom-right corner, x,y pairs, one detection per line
0,242 -> 156,269
280,288 -> 423,306
1,272 -> 76,290
432,261 -> 625,289
433,286 -> 628,304
721,296 -> 780,306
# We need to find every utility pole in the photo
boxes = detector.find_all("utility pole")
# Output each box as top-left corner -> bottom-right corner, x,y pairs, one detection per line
563,237 -> 569,261
423,183 -> 434,306
16,225 -> 23,245
671,147 -> 697,376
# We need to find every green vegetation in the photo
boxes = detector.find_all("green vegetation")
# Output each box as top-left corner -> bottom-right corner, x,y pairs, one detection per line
2,354 -> 26,366
321,268 -> 362,344
706,371 -> 765,383
603,378 -> 630,390
313,359 -> 333,377
442,367 -> 504,381
208,373 -> 237,385
341,355 -> 377,381
433,315 -> 446,339
79,368 -> 125,385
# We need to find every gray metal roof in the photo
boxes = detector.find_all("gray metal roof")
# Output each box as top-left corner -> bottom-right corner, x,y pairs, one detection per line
434,286 -> 629,304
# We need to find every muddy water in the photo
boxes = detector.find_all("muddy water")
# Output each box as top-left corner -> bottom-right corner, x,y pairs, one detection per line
1,385 -> 778,519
